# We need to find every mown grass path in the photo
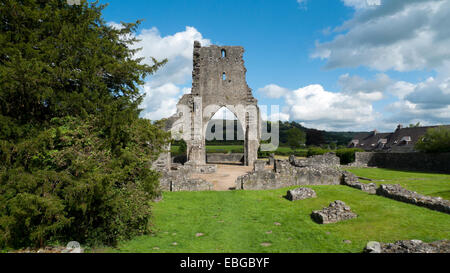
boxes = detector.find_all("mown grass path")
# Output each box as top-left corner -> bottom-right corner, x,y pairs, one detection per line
109,174 -> 450,253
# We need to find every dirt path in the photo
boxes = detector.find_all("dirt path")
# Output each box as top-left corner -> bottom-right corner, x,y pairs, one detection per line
190,164 -> 256,191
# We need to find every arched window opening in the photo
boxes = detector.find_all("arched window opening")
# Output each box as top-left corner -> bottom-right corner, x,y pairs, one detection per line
222,72 -> 227,81
205,107 -> 245,165
221,49 -> 226,58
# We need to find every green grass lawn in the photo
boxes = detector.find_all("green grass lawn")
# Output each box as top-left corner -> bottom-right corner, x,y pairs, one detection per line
346,168 -> 450,200
104,176 -> 450,253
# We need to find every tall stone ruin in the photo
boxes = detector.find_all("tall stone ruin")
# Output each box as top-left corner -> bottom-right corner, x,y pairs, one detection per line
167,41 -> 261,168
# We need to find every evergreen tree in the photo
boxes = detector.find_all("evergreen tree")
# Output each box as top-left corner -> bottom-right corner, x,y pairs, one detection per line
0,0 -> 170,248
0,0 -> 165,144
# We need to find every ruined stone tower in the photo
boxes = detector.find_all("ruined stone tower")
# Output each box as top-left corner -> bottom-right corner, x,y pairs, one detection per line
168,41 -> 261,167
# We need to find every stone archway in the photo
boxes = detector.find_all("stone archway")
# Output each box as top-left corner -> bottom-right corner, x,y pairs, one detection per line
204,106 -> 245,165
167,41 -> 261,168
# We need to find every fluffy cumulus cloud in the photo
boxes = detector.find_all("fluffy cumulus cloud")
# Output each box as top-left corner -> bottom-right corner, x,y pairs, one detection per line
108,23 -> 211,120
338,73 -> 391,101
313,0 -> 450,72
384,62 -> 450,125
257,84 -> 290,99
309,0 -> 450,128
259,83 -> 380,131
133,26 -> 211,87
140,84 -> 191,121
136,27 -> 211,120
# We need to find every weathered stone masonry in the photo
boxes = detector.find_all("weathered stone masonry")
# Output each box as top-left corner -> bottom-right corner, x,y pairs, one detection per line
167,41 -> 261,168
159,166 -> 213,192
377,184 -> 450,214
236,154 -> 343,190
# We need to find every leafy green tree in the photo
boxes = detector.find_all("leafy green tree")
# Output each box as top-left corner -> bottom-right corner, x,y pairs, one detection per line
408,122 -> 421,128
287,127 -> 306,150
415,126 -> 450,153
0,0 -> 170,248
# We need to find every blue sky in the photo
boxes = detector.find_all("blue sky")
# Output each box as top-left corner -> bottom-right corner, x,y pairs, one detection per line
99,0 -> 450,132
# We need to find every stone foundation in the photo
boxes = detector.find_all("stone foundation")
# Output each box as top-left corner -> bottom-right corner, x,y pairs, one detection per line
365,240 -> 450,253
159,165 -> 213,192
172,178 -> 213,192
286,188 -> 317,201
290,153 -> 340,167
311,201 -> 357,224
376,184 -> 450,214
341,171 -> 377,194
236,159 -> 342,190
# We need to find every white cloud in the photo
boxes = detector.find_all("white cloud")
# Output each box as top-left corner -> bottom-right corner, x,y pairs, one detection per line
342,0 -> 381,10
338,73 -> 391,101
265,84 -> 380,131
119,26 -> 211,120
386,81 -> 416,100
310,0 -> 450,129
141,83 -> 191,121
313,0 -> 450,71
133,26 -> 211,87
385,100 -> 450,126
258,84 -> 290,99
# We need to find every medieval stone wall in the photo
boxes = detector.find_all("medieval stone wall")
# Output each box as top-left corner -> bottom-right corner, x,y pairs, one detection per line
290,153 -> 340,168
377,184 -> 450,214
159,166 -> 214,192
235,159 -> 342,190
353,152 -> 450,173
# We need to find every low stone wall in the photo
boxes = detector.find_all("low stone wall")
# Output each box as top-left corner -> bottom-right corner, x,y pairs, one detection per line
236,159 -> 342,190
159,166 -> 213,192
365,240 -> 450,253
206,153 -> 244,164
184,162 -> 217,174
377,184 -> 450,214
353,152 -> 450,173
341,171 -> 377,194
290,153 -> 340,167
172,178 -> 213,192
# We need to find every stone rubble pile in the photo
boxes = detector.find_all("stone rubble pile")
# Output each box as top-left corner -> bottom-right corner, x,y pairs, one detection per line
286,187 -> 317,201
311,200 -> 357,224
365,240 -> 450,253
341,171 -> 377,194
377,184 -> 450,214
